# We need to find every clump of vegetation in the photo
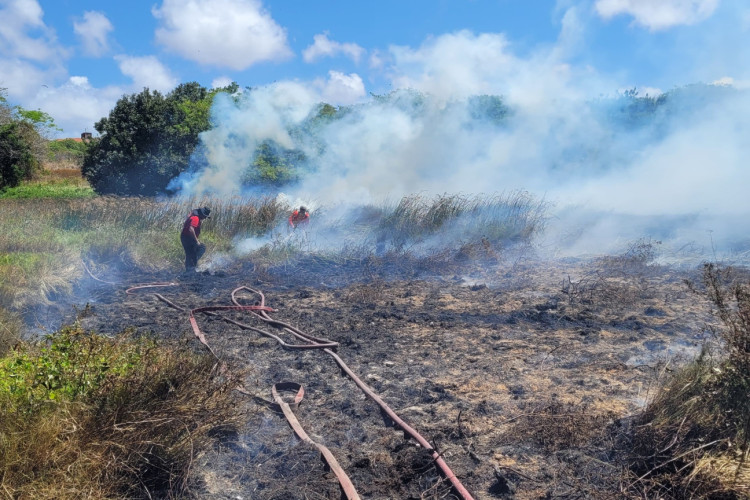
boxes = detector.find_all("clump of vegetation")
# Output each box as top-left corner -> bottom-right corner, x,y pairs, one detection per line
626,263 -> 750,499
0,324 -> 243,499
0,306 -> 22,355
1,88 -> 61,192
0,121 -> 41,190
48,137 -> 89,168
374,191 -> 547,252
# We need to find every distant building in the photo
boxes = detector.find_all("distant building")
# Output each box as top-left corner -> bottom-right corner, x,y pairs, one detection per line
55,132 -> 93,143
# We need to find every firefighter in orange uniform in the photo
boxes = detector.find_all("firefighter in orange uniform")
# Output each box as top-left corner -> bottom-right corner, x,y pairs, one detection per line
181,207 -> 210,272
288,206 -> 310,229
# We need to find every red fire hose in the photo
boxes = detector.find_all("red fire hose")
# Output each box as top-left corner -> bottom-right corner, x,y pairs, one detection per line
272,382 -> 361,500
125,282 -> 475,500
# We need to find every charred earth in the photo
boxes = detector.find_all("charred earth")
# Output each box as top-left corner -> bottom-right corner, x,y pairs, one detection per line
43,250 -> 720,499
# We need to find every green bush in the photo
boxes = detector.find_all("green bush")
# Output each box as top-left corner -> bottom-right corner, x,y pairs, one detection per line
48,138 -> 88,166
0,325 -> 244,498
0,121 -> 39,190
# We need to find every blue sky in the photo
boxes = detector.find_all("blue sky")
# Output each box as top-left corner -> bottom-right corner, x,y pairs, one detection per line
0,0 -> 748,138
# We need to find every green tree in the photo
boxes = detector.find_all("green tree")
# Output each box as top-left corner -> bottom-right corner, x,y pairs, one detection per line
468,95 -> 509,125
82,82 -> 224,195
0,121 -> 39,190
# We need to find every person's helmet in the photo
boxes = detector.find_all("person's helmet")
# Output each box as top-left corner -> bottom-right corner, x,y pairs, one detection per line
198,207 -> 211,218
299,206 -> 307,213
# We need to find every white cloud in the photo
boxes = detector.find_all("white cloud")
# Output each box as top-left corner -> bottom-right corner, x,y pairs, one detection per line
302,33 -> 365,63
212,76 -> 235,89
0,57 -> 58,100
152,0 -> 292,70
385,31 -> 514,100
315,71 -> 366,105
73,11 -> 113,57
382,30 -> 606,105
114,55 -> 177,92
594,0 -> 720,30
25,76 -> 125,138
368,50 -> 385,70
0,0 -> 68,62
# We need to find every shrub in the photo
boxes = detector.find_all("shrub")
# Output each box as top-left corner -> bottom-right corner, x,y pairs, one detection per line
0,121 -> 39,190
0,325 -> 243,498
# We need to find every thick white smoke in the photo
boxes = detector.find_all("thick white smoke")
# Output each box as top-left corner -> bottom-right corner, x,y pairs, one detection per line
172,29 -> 750,261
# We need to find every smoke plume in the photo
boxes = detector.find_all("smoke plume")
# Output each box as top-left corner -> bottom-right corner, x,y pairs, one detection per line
171,29 -> 750,262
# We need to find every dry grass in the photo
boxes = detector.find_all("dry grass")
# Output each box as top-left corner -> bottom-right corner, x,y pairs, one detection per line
0,325 -> 245,499
625,263 -> 750,499
505,399 -> 617,453
0,195 -> 287,309
0,306 -> 21,355
374,191 -> 548,251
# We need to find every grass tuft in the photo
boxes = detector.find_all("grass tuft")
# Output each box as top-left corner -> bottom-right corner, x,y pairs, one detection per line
0,324 -> 244,499
626,263 -> 750,499
0,306 -> 21,355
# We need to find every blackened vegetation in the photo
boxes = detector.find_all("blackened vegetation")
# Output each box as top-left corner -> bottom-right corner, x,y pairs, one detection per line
61,245 -> 730,499
624,263 -> 750,499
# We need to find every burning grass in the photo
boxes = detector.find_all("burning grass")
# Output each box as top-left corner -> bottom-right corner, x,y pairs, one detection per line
0,324 -> 244,499
0,188 -> 549,312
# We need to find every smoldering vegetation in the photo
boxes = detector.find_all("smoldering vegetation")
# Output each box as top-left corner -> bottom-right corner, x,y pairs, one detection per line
2,187 -> 750,498
624,263 -> 750,499
3,80 -> 750,499
171,83 -> 750,260
48,230 -> 747,499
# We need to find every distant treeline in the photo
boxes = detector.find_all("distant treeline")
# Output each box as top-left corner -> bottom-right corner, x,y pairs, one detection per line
2,82 -> 742,197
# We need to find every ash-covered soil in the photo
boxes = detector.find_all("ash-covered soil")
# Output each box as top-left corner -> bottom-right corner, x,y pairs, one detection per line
48,252 -> 720,499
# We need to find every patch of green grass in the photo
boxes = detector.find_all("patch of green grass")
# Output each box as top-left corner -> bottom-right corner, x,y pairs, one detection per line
0,179 -> 95,199
0,251 -> 44,270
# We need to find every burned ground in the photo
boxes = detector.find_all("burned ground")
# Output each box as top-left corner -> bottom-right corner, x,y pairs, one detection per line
40,252 -> 721,499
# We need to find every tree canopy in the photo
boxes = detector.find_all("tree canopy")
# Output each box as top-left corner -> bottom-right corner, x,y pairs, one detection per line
0,90 -> 44,191
81,82 -> 235,195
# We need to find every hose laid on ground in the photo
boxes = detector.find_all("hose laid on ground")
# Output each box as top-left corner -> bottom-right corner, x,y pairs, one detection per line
272,382 -> 361,500
125,281 -> 475,500
228,286 -> 476,500
125,286 -> 359,498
